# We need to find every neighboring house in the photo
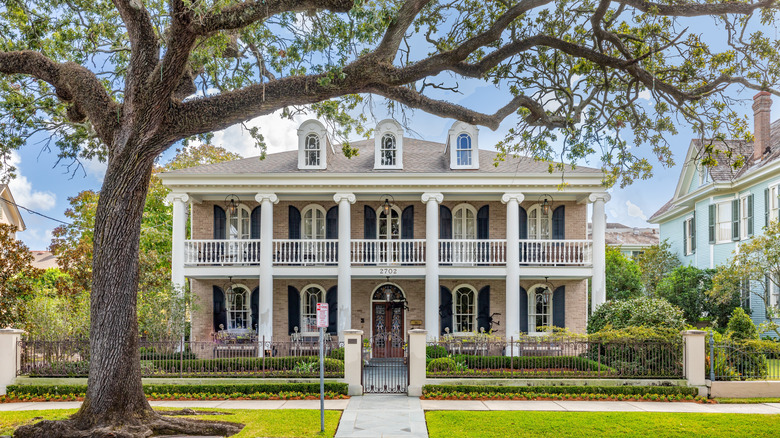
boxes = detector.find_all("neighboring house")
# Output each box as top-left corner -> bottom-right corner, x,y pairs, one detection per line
30,251 -> 58,270
160,119 -> 611,352
649,92 -> 780,327
588,223 -> 660,259
0,184 -> 25,239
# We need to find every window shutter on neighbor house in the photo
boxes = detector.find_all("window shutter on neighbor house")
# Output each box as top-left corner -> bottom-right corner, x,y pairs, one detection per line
288,286 -> 301,334
289,206 -> 301,239
552,206 -> 565,239
212,286 -> 227,332
364,205 -> 377,239
708,204 -> 716,243
518,286 -> 528,333
439,286 -> 453,335
326,206 -> 339,239
251,287 -> 259,332
766,188 -> 770,227
402,206 -> 414,239
553,286 -> 565,328
440,205 -> 453,239
477,286 -> 491,333
748,194 -> 754,236
213,205 -> 226,239
732,199 -> 740,241
683,221 -> 687,255
326,286 -> 338,334
691,211 -> 696,252
477,205 -> 489,239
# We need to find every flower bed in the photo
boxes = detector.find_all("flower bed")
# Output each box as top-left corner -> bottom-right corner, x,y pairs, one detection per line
421,391 -> 713,403
0,391 -> 348,403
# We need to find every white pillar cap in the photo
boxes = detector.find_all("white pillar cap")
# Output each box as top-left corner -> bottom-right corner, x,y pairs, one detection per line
501,193 -> 524,204
333,193 -> 356,204
165,193 -> 189,203
421,193 -> 444,204
588,193 -> 611,203
255,193 -> 279,204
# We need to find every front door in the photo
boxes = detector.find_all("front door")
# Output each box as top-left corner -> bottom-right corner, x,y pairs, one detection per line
372,302 -> 405,358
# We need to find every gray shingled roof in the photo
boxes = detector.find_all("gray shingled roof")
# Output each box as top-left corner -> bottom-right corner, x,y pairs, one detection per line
163,138 -> 601,175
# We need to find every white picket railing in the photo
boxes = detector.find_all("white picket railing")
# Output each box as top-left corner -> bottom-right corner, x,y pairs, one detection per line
519,239 -> 592,265
439,239 -> 507,265
273,239 -> 339,265
184,239 -> 262,265
350,239 -> 426,265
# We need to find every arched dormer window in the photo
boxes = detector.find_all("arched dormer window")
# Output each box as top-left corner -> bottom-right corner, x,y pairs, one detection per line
305,133 -> 320,166
228,204 -> 251,239
381,133 -> 397,166
302,205 -> 327,239
298,119 -> 328,169
456,134 -> 472,166
527,204 -> 552,240
374,119 -> 404,169
448,121 -> 479,169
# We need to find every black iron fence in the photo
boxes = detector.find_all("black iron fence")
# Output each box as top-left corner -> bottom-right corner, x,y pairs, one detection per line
709,335 -> 780,381
17,337 -> 345,378
426,336 -> 683,378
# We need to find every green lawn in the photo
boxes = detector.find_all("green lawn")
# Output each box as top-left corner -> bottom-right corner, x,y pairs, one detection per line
426,411 -> 780,438
0,409 -> 341,437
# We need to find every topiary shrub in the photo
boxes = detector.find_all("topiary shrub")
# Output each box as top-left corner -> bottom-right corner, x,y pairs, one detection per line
427,357 -> 456,373
587,296 -> 686,333
426,345 -> 447,359
727,307 -> 758,341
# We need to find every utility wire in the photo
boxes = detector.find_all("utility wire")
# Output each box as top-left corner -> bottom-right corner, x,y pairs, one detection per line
0,197 -> 71,226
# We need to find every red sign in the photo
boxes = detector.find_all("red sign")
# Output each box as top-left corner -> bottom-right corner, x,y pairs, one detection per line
316,303 -> 329,328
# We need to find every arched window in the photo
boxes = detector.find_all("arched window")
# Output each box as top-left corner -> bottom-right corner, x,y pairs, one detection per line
528,204 -> 552,239
226,284 -> 250,331
452,204 -> 477,239
305,133 -> 320,166
453,285 -> 477,333
456,133 -> 472,166
528,285 -> 552,333
377,206 -> 401,240
380,133 -> 397,166
301,285 -> 325,333
228,205 -> 251,239
302,205 -> 326,239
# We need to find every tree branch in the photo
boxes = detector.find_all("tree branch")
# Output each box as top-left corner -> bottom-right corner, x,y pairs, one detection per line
112,0 -> 160,106
373,0 -> 434,61
191,0 -> 355,34
617,0 -> 776,17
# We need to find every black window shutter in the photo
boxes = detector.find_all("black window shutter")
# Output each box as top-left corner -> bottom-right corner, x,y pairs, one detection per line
289,206 -> 301,239
748,194 -> 754,236
477,205 -> 489,239
518,286 -> 528,334
732,199 -> 740,241
364,205 -> 377,239
251,287 -> 259,332
552,205 -> 565,239
326,286 -> 338,334
250,206 -> 261,239
213,205 -> 226,239
709,204 -> 716,243
765,188 -> 770,227
288,286 -> 300,335
477,286 -> 491,333
213,286 -> 227,332
440,205 -> 452,239
553,286 -> 565,328
326,206 -> 339,239
402,206 -> 414,239
519,206 -> 528,239
439,286 -> 453,335
691,211 -> 696,252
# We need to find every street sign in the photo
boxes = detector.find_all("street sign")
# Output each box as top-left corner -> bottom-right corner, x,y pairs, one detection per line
316,303 -> 329,328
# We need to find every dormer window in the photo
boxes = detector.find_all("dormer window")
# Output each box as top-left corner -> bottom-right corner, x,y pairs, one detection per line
381,133 -> 397,166
305,133 -> 321,166
456,134 -> 472,166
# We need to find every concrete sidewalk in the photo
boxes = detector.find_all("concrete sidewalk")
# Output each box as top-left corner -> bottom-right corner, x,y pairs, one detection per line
420,399 -> 780,414
0,399 -> 350,411
336,395 -> 427,438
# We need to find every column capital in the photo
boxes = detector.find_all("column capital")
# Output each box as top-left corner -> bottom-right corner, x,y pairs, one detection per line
421,192 -> 444,204
333,193 -> 356,204
165,193 -> 189,203
254,193 -> 279,204
588,192 -> 611,203
501,193 -> 524,204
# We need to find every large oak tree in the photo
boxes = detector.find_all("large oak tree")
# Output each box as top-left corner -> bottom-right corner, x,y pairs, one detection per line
1,0 -> 779,436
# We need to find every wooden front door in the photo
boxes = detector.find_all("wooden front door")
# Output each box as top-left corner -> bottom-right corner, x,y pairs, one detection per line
372,302 -> 405,358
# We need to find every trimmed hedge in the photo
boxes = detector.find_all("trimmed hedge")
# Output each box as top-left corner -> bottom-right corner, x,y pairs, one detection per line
422,384 -> 697,396
427,358 -> 457,372
7,382 -> 349,396
151,357 -> 344,374
450,355 -> 610,372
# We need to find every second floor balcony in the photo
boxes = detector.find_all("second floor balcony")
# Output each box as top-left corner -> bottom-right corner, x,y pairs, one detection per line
183,238 -> 592,267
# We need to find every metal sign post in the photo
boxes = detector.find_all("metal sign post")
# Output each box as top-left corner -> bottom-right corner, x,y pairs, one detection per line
316,303 -> 329,433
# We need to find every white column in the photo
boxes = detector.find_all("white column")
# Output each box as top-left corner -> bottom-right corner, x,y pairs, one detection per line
422,192 -> 443,339
255,193 -> 279,342
334,193 -> 356,338
502,193 -> 524,337
589,192 -> 611,311
166,193 -> 189,293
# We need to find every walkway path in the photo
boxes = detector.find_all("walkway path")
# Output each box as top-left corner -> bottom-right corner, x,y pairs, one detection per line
336,395 -> 427,438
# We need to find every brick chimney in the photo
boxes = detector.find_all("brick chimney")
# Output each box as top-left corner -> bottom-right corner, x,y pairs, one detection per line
753,91 -> 772,160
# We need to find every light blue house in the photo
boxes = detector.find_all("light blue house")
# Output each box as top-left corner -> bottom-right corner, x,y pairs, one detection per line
649,92 -> 780,327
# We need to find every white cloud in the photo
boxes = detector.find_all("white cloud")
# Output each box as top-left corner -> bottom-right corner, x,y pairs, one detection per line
637,89 -> 652,101
7,151 -> 57,211
211,110 -> 303,157
626,200 -> 647,221
82,157 -> 107,182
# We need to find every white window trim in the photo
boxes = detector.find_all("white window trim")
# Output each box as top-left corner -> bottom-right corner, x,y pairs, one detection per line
373,119 -> 404,169
226,284 -> 251,332
300,284 -> 325,335
452,284 -> 477,334
376,205 -> 402,240
770,185 -> 779,222
740,194 -> 750,240
527,284 -> 553,335
455,133 -> 473,167
715,201 -> 732,244
683,215 -> 694,256
527,204 -> 552,240
227,204 -> 252,240
448,121 -> 479,170
770,277 -> 780,310
301,204 -> 327,240
297,119 -> 328,170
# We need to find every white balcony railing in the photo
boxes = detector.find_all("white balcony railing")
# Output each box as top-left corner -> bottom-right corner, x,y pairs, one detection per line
273,239 -> 338,265
439,239 -> 507,265
351,239 -> 426,265
519,239 -> 592,265
184,239 -> 262,265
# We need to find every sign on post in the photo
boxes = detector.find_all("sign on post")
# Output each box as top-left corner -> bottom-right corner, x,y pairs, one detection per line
316,303 -> 329,328
316,303 -> 328,432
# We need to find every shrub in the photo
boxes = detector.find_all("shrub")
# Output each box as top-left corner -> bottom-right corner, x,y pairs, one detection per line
327,347 -> 345,361
588,297 -> 686,333
727,308 -> 759,342
426,345 -> 448,359
427,357 -> 457,373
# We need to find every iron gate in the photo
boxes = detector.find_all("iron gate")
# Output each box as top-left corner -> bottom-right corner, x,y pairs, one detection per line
362,332 -> 408,394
